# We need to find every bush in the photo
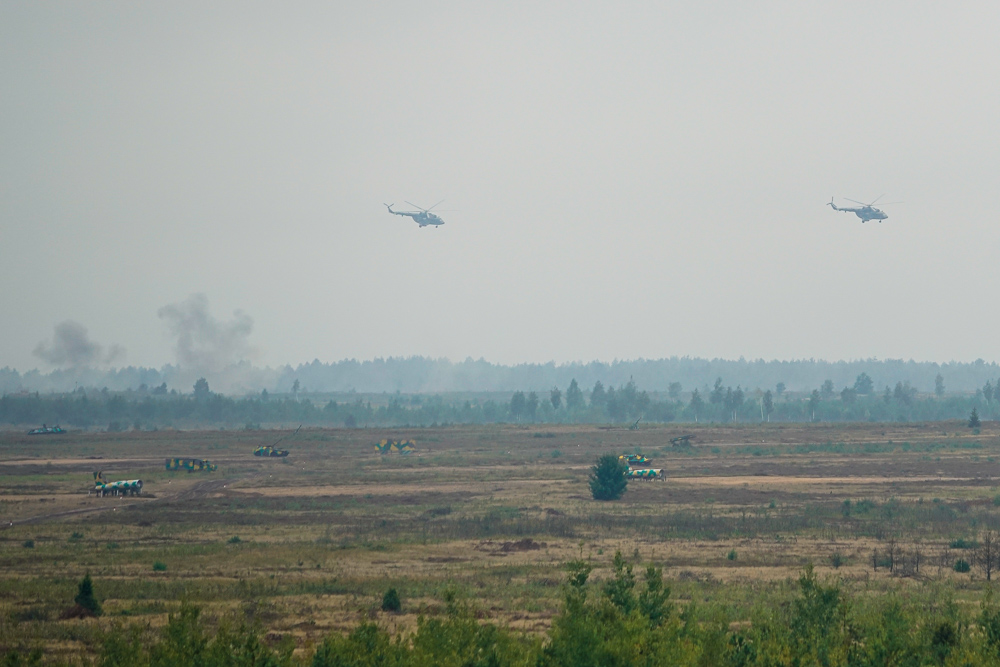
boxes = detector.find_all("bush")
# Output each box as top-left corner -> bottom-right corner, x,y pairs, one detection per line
152,561 -> 167,572
74,573 -> 102,616
830,552 -> 845,569
954,559 -> 971,573
22,539 -> 34,549
381,587 -> 401,612
727,549 -> 737,561
589,454 -> 628,501
227,536 -> 242,544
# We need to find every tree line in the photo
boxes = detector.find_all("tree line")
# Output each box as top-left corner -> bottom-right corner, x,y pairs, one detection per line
4,355 -> 1000,395
3,372 -> 1000,429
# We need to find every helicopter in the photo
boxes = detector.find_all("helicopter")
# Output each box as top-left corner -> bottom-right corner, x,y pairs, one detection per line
827,195 -> 900,223
384,200 -> 445,228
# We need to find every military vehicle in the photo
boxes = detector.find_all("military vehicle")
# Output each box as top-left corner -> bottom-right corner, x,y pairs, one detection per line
254,445 -> 289,458
384,201 -> 445,228
670,435 -> 694,447
620,454 -> 650,466
27,424 -> 65,435
92,471 -> 143,496
374,439 -> 417,455
625,468 -> 664,481
165,458 -> 217,472
254,425 -> 299,458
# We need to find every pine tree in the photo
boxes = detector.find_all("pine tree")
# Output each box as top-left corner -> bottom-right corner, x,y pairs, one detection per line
381,587 -> 401,612
969,407 -> 981,429
589,454 -> 628,501
75,573 -> 102,616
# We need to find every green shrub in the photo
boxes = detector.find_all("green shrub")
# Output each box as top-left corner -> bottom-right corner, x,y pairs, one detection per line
69,532 -> 84,541
227,536 -> 242,544
75,573 -> 102,616
589,454 -> 628,501
727,549 -> 737,561
954,559 -> 971,573
22,539 -> 34,549
381,587 -> 401,612
950,538 -> 976,549
152,561 -> 167,572
830,552 -> 845,569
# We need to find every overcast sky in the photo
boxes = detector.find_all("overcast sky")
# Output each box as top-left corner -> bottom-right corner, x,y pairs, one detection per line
2,2 -> 999,373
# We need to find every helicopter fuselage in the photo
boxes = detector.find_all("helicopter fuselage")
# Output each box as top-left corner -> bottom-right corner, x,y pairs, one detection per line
385,203 -> 445,227
828,199 -> 888,223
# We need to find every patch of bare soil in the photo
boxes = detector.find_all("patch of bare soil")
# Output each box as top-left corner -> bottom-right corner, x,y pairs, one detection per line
475,538 -> 547,554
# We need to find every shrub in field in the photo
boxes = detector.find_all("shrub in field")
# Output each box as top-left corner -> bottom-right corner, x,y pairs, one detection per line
227,536 -> 242,544
152,561 -> 167,572
589,454 -> 628,501
969,408 -> 981,429
830,552 -> 845,569
22,539 -> 34,548
381,587 -> 401,612
74,573 -> 102,617
727,549 -> 737,561
955,559 -> 971,573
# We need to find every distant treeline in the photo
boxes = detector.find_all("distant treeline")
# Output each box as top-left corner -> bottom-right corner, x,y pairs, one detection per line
2,355 -> 1000,396
3,374 -> 998,429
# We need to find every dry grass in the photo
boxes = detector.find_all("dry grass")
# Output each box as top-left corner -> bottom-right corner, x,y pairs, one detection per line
1,421 -> 999,660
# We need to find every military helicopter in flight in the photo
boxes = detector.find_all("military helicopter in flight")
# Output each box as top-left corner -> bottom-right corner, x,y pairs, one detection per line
384,200 -> 446,228
827,195 -> 900,223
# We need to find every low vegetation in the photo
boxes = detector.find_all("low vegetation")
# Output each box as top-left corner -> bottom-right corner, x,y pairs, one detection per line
1,421 -> 1000,663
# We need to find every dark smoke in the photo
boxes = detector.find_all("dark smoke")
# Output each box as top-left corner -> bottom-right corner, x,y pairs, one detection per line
33,321 -> 125,368
157,294 -> 255,373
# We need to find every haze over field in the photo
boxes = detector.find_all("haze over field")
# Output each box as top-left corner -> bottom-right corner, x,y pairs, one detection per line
2,2 -> 999,377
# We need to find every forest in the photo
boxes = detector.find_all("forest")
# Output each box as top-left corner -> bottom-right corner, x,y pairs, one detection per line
3,355 -> 1000,395
2,372 -> 1000,429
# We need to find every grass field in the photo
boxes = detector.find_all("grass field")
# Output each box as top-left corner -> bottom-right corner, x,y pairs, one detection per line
2,421 -> 999,661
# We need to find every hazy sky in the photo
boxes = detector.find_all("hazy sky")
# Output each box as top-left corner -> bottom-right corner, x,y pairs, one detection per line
2,2 -> 999,373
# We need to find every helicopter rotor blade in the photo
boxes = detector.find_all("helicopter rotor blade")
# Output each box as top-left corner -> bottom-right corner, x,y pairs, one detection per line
868,194 -> 885,206
844,198 -> 867,206
426,199 -> 446,212
404,201 -> 424,211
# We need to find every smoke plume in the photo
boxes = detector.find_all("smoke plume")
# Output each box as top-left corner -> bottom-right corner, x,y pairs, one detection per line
158,294 -> 255,373
33,321 -> 125,368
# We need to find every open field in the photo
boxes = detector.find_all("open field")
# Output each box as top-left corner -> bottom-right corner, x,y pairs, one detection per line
2,421 -> 1000,661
